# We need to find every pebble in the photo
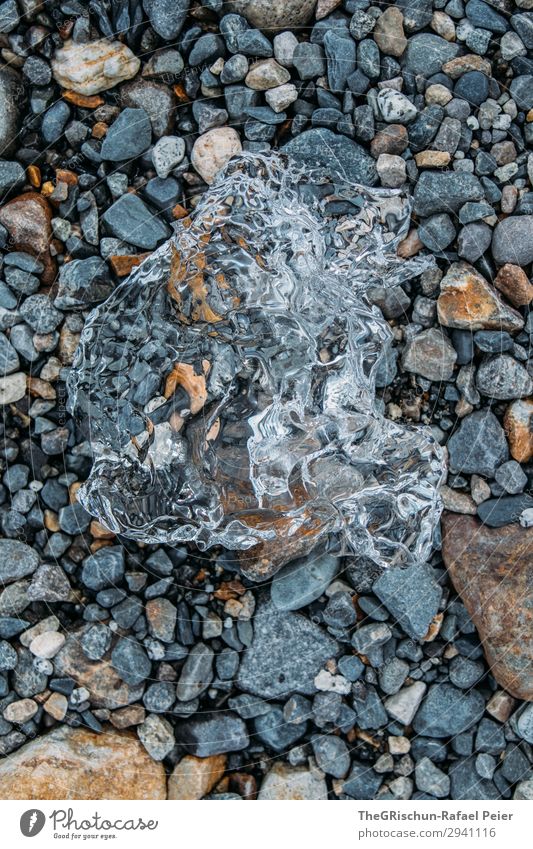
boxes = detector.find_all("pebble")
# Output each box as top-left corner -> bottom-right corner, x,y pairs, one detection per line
413,683 -> 485,738
145,0 -> 189,40
0,67 -> 23,156
0,540 -> 39,584
100,108 -> 152,161
51,39 -> 140,95
402,327 -> 456,382
283,128 -> 377,186
437,262 -> 524,333
237,601 -> 338,699
176,643 -> 214,702
102,193 -> 171,249
152,136 -> 186,179
476,354 -> 533,401
168,754 -> 226,800
258,762 -> 327,800
3,698 -> 38,724
378,89 -> 417,124
504,399 -> 533,463
245,59 -> 291,90
385,682 -> 427,726
492,216 -> 533,266
415,757 -> 450,798
111,638 -> 152,687
137,714 -> 174,761
191,127 -> 242,184
270,552 -> 338,611
29,631 -> 65,659
447,410 -> 508,477
174,712 -> 249,757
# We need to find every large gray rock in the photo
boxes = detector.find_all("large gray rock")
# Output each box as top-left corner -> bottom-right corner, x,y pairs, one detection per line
0,540 -> 39,585
447,410 -> 508,477
413,171 -> 484,217
237,600 -> 339,698
282,128 -> 378,186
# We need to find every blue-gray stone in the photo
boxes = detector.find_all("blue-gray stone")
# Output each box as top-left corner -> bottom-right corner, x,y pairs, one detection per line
283,128 -> 377,186
254,706 -> 307,752
413,171 -> 484,217
465,0 -> 508,34
0,159 -> 24,194
373,561 -> 442,640
237,601 -> 339,699
404,34 -> 460,76
413,683 -> 485,737
174,712 -> 249,756
81,546 -> 125,591
102,193 -> 171,249
271,553 -> 339,611
101,108 -> 152,161
111,637 -> 151,686
55,257 -> 113,310
144,0 -> 189,40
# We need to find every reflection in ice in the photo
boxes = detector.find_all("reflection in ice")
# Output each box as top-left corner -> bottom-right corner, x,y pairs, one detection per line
68,153 -> 445,580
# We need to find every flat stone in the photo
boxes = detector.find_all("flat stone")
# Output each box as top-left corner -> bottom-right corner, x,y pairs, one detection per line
477,494 -> 533,527
52,39 -> 140,95
271,552 -> 339,611
227,0 -> 316,31
237,600 -> 339,698
144,0 -> 189,40
283,128 -> 378,186
55,257 -> 113,310
415,757 -> 450,798
0,726 -> 166,799
442,513 -> 533,700
413,683 -> 485,738
100,108 -> 152,161
404,33 -> 460,76
176,643 -> 214,702
168,754 -> 226,800
437,262 -> 523,333
0,539 -> 39,584
258,762 -> 327,800
447,410 -> 508,477
120,79 -> 176,138
504,399 -> 533,463
102,193 -> 170,250
373,561 -> 442,640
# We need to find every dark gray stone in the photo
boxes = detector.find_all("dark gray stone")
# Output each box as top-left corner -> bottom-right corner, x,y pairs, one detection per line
373,561 -> 442,641
413,684 -> 485,738
447,410 -> 508,477
102,193 -> 171,249
283,128 -> 377,186
174,713 -> 249,756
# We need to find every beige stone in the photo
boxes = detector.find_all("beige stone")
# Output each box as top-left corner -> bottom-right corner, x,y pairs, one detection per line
168,754 -> 227,799
29,631 -> 65,659
52,39 -> 140,95
0,726 -> 166,799
373,7 -> 407,57
191,128 -> 242,185
258,763 -> 328,800
3,698 -> 38,724
43,692 -> 68,721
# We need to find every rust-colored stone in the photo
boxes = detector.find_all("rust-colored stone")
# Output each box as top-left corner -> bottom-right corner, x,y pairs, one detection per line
414,150 -> 451,168
108,253 -> 151,277
168,754 -> 227,800
63,90 -> 104,108
397,228 -> 423,258
370,124 -> 408,157
437,261 -> 524,332
0,726 -> 166,799
92,121 -> 108,139
442,54 -> 492,79
504,398 -> 533,463
494,263 -> 533,308
27,164 -> 41,187
0,192 -> 55,284
441,512 -> 533,701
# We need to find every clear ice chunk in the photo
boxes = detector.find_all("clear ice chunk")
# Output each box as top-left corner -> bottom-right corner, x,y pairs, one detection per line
67,153 -> 445,580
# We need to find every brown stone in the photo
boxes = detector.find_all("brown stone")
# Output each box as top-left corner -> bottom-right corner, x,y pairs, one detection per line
27,164 -> 41,187
58,325 -> 81,364
0,192 -> 55,284
441,512 -> 533,701
397,228 -> 423,258
370,124 -> 408,157
43,692 -> 68,721
373,7 -> 407,57
437,261 -> 524,333
108,253 -> 151,277
0,726 -> 166,799
109,705 -> 146,729
316,0 -> 342,20
53,631 -> 145,709
168,754 -> 226,800
504,399 -> 533,463
414,150 -> 451,168
442,54 -> 492,80
494,263 -> 533,307
63,90 -> 104,108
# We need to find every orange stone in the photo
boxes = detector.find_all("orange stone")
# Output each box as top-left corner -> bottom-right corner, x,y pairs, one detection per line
63,90 -> 104,108
168,754 -> 227,800
26,164 -> 41,187
108,253 -> 151,276
92,121 -> 108,139
437,261 -> 524,332
0,726 -> 166,799
494,263 -> 533,307
504,398 -> 533,463
0,192 -> 55,284
442,54 -> 492,79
